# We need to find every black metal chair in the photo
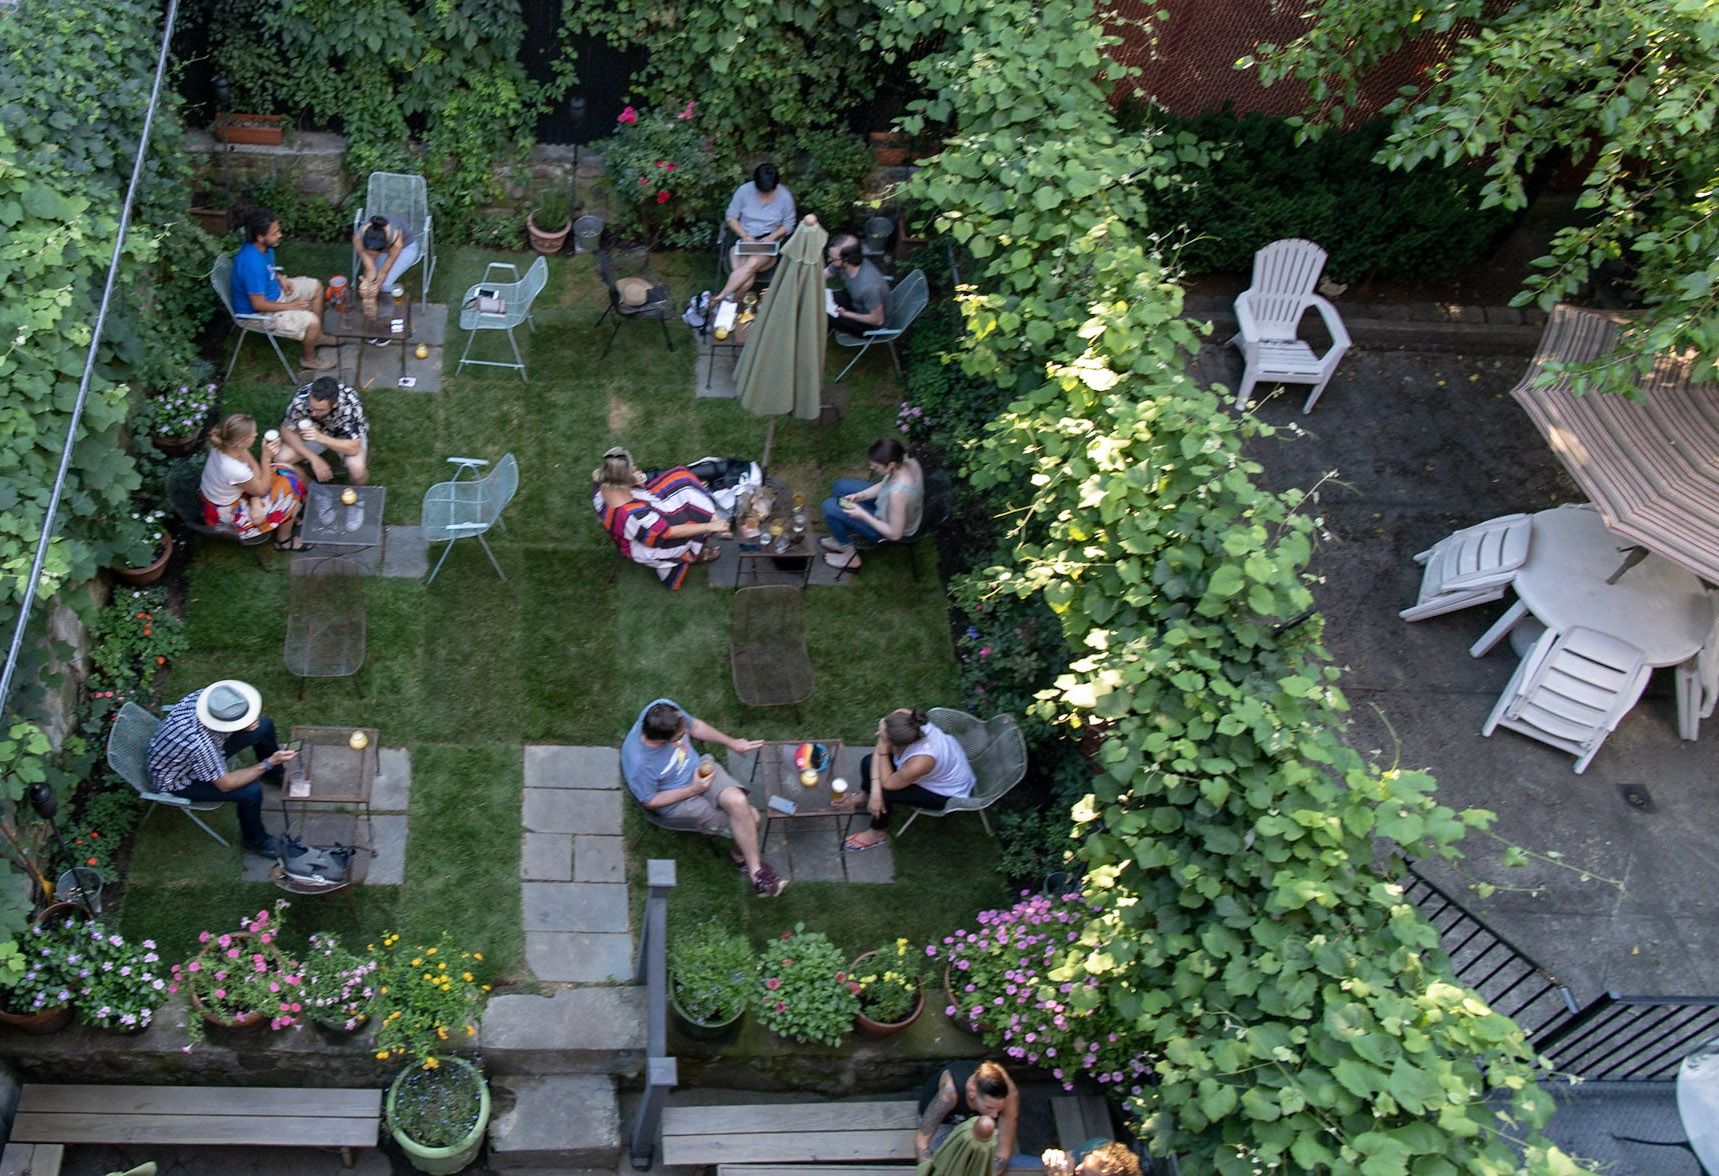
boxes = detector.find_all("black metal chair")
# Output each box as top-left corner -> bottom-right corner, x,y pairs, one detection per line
165,457 -> 272,567
831,467 -> 952,582
596,249 -> 674,358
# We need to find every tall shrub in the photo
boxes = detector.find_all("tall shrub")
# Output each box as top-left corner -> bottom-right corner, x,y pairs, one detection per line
877,0 -> 1592,1171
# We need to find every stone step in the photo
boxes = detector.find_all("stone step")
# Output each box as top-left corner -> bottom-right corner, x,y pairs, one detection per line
483,987 -> 647,1076
488,1073 -> 621,1172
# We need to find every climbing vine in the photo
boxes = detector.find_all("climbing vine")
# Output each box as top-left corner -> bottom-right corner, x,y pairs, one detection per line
877,0 -> 1593,1171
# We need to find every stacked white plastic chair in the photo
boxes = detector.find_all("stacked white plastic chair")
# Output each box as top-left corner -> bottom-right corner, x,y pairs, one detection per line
1228,238 -> 1352,413
1482,626 -> 1651,773
1675,613 -> 1719,740
1400,513 -> 1533,624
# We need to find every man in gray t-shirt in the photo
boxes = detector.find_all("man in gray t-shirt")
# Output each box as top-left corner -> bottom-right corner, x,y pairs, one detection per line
714,162 -> 797,303
825,233 -> 890,332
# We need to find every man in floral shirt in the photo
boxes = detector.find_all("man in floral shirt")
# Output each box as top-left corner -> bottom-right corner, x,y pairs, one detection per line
278,375 -> 370,485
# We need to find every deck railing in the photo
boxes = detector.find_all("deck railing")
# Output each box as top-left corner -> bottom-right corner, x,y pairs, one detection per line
630,858 -> 678,1169
1533,994 -> 1719,1081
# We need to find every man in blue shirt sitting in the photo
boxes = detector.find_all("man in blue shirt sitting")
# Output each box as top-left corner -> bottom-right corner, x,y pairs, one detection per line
231,207 -> 335,372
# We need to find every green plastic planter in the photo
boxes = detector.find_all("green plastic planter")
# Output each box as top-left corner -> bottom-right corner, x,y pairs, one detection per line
386,1057 -> 491,1174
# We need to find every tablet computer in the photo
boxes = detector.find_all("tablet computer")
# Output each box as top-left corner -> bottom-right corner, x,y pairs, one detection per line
734,240 -> 781,257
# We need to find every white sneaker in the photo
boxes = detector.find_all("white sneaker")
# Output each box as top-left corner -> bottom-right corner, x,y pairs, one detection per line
316,496 -> 337,529
344,503 -> 365,533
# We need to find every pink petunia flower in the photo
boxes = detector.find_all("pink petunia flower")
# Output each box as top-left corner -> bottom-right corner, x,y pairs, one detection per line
618,106 -> 637,124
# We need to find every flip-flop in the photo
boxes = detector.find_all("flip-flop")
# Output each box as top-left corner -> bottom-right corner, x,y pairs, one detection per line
843,834 -> 889,852
692,545 -> 722,564
274,535 -> 314,552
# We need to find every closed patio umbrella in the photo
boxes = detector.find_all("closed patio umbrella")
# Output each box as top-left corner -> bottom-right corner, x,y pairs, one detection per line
917,1117 -> 998,1176
1511,304 -> 1719,584
734,214 -> 829,473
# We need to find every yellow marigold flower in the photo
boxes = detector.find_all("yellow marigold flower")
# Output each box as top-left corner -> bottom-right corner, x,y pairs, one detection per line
375,1051 -> 389,1060
424,974 -> 435,982
473,953 -> 483,961
482,985 -> 491,992
424,1057 -> 439,1069
411,958 -> 422,967
426,947 -> 437,955
466,1025 -> 476,1036
463,972 -> 474,982
437,1026 -> 449,1040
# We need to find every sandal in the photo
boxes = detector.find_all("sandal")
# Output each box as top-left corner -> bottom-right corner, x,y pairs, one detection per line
823,552 -> 858,571
692,545 -> 722,564
843,833 -> 889,852
274,534 -> 313,552
819,537 -> 849,554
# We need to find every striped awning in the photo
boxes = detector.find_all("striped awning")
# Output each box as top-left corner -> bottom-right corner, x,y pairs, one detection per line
1511,304 -> 1719,585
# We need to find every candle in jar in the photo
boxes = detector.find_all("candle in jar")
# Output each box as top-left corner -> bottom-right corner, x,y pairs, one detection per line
341,487 -> 359,505
349,730 -> 369,750
800,768 -> 820,787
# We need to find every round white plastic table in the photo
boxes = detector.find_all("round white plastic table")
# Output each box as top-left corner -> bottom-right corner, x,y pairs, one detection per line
1514,505 -> 1714,668
1678,1038 -> 1719,1172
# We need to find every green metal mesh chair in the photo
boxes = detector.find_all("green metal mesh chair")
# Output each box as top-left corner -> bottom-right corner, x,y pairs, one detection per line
896,707 -> 1028,836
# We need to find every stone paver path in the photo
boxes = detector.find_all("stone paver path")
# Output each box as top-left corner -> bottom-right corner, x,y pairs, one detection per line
522,745 -> 633,983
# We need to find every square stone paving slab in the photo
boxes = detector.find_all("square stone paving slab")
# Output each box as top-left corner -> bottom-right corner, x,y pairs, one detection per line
524,787 -> 623,834
370,746 -> 411,813
525,744 -> 621,789
526,930 -> 635,983
523,880 -> 629,932
379,524 -> 428,578
523,832 -> 574,881
574,834 -> 625,883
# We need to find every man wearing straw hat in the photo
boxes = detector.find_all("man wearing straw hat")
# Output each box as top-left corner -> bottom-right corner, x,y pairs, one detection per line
145,680 -> 297,857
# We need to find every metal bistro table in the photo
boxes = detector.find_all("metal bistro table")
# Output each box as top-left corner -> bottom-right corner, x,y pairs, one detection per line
322,289 -> 411,344
282,725 -> 378,859
749,739 -> 849,853
299,483 -> 386,555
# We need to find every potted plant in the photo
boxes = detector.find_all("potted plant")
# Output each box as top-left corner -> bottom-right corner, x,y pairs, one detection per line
667,918 -> 752,1042
526,188 -> 572,254
849,938 -> 928,1038
371,931 -> 493,1174
46,909 -> 169,1033
168,902 -> 306,1042
112,505 -> 174,587
146,381 -> 221,456
0,933 -> 74,1034
752,924 -> 859,1048
386,1057 -> 491,1175
300,932 -> 378,1033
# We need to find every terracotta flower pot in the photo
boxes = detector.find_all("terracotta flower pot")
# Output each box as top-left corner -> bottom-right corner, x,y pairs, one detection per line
527,213 -> 572,254
851,951 -> 924,1039
115,530 -> 174,587
0,1005 -> 74,1035
150,429 -> 204,457
216,114 -> 285,146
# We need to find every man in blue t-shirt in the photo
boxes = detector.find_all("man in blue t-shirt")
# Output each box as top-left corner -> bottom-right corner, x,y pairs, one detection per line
620,698 -> 787,897
230,207 -> 335,371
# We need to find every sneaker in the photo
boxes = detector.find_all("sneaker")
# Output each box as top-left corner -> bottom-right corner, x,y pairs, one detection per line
301,354 -> 337,371
344,503 -> 365,532
316,495 -> 338,529
243,835 -> 282,858
366,338 -> 390,348
751,863 -> 788,898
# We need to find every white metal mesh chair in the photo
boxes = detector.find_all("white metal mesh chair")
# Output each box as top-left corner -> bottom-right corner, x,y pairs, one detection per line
422,453 -> 519,584
456,258 -> 548,381
106,702 -> 231,846
1400,513 -> 1532,622
1227,238 -> 1352,413
352,172 -> 435,299
1482,626 -> 1651,774
210,255 -> 299,382
896,708 -> 1028,836
834,269 -> 928,381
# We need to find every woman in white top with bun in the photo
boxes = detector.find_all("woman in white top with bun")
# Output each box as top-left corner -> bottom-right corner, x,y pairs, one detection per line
198,412 -> 310,549
844,707 -> 975,851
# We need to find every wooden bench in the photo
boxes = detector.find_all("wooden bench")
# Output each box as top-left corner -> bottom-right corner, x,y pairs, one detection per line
9,1084 -> 382,1169
0,1143 -> 63,1176
664,1100 -> 919,1168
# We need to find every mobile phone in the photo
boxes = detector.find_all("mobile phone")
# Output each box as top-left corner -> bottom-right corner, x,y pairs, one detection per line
398,376 -> 417,388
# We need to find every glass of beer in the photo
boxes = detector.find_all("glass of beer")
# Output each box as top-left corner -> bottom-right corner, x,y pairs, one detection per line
696,754 -> 715,784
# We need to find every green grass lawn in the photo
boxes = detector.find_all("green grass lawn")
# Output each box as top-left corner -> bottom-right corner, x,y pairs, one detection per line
118,241 -> 1008,983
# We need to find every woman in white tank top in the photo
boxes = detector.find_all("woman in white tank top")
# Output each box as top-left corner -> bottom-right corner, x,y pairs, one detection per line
845,707 -> 975,851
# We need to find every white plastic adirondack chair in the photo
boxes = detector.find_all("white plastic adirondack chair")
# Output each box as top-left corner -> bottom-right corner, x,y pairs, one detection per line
1674,610 -> 1719,740
1400,513 -> 1532,622
352,172 -> 435,299
1482,626 -> 1651,773
1229,238 -> 1351,413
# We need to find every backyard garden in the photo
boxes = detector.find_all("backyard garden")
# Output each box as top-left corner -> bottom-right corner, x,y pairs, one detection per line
5,0 -> 1715,1169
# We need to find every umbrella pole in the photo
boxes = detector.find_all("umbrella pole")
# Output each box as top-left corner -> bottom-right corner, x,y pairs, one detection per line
760,416 -> 777,480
